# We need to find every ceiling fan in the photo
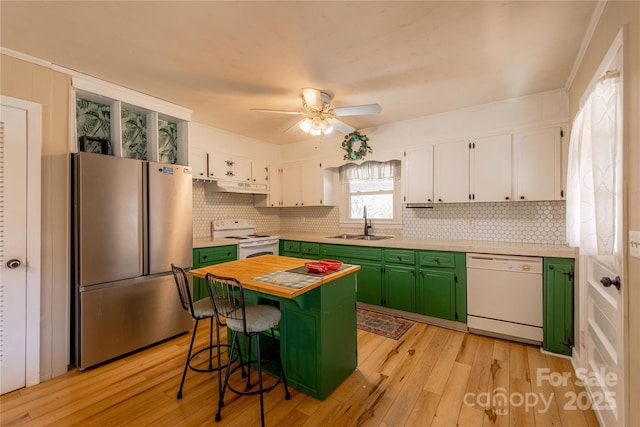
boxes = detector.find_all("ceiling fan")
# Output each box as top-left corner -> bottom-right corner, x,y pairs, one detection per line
251,87 -> 382,136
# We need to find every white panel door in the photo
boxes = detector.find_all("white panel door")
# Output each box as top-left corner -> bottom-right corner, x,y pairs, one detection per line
513,127 -> 562,201
471,134 -> 512,202
281,162 -> 301,206
434,140 -> 469,203
404,146 -> 434,203
0,105 -> 28,394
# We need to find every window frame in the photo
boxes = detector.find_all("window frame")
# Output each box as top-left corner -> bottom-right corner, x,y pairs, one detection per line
339,170 -> 403,228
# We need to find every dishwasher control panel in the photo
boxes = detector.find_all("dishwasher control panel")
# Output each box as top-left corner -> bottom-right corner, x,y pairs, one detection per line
466,254 -> 542,274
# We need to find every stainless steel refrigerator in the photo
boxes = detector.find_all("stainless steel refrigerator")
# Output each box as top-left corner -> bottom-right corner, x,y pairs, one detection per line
71,152 -> 193,370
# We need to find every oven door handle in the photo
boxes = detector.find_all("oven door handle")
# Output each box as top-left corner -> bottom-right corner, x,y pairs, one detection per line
239,239 -> 279,248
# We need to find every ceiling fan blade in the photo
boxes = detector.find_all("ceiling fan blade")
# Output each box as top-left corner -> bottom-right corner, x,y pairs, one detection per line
284,119 -> 303,133
326,118 -> 355,134
301,87 -> 324,110
332,104 -> 382,117
250,108 -> 305,115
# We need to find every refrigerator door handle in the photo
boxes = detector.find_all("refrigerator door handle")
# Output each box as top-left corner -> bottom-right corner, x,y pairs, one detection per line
141,161 -> 148,276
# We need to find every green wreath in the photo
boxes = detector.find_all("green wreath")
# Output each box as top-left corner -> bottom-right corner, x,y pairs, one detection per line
341,131 -> 372,161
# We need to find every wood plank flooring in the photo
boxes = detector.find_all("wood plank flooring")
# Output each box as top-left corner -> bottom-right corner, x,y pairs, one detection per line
1,321 -> 600,426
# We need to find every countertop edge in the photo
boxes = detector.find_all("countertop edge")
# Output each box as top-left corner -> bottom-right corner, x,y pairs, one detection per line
193,232 -> 576,258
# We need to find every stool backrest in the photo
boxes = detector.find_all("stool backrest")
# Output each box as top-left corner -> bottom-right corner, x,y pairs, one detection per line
205,273 -> 246,333
171,264 -> 197,319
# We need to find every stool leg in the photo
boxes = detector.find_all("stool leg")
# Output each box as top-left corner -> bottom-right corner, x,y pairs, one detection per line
256,333 -> 265,427
214,318 -> 223,399
208,317 -> 214,370
177,319 -> 199,399
216,330 -> 238,423
272,328 -> 291,400
245,334 -> 253,390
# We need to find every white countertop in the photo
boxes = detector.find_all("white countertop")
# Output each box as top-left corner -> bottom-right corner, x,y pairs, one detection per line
194,231 -> 576,258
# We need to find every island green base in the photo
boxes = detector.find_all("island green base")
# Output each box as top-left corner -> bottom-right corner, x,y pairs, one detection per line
233,273 -> 357,400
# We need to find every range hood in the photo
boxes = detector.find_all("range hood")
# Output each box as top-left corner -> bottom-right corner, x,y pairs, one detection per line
204,180 -> 269,194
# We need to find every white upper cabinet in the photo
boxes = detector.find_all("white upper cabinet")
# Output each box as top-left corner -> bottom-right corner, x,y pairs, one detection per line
255,164 -> 282,207
514,127 -> 562,201
251,161 -> 270,187
471,134 -> 512,202
208,155 -> 252,182
281,162 -> 302,207
189,143 -> 208,179
434,140 -> 470,203
300,160 -> 333,206
403,146 -> 434,203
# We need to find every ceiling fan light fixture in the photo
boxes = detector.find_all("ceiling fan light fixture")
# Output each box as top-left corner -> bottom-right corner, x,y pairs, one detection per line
299,118 -> 312,133
309,127 -> 322,136
321,120 -> 334,135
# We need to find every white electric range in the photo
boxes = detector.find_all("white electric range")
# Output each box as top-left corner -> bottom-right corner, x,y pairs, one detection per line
212,219 -> 279,259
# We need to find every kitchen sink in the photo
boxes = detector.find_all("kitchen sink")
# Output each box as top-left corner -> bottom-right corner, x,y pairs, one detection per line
353,235 -> 393,240
327,234 -> 393,240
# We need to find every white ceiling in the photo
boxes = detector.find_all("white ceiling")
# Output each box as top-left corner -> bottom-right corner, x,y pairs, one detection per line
1,1 -> 597,145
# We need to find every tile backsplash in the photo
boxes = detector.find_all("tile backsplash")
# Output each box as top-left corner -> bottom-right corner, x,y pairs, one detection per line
193,182 -> 566,244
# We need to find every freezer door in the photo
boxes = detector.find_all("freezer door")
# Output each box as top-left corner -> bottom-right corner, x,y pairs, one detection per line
147,162 -> 193,274
76,153 -> 143,286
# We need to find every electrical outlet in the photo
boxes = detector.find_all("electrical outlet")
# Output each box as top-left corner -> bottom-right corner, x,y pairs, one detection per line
467,218 -> 474,227
630,230 -> 640,258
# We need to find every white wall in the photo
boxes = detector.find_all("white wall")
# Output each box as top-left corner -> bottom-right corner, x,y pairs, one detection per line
189,122 -> 281,163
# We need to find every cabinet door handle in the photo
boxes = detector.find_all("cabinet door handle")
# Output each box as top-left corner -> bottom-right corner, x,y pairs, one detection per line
397,256 -> 402,261
520,196 -> 525,200
434,257 -> 440,263
419,271 -> 425,277
600,276 -> 621,290
505,196 -> 510,200
438,198 -> 443,202
202,255 -> 208,260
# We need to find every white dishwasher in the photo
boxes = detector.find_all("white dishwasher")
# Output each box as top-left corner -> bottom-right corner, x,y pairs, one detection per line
466,253 -> 543,344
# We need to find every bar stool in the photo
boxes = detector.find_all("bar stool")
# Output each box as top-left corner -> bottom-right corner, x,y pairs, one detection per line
205,273 -> 290,427
171,265 -> 243,400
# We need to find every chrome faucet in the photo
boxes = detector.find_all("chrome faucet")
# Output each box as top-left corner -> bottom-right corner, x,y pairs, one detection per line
363,206 -> 372,236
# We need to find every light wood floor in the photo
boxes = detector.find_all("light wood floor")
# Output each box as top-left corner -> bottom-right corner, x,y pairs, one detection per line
1,321 -> 599,426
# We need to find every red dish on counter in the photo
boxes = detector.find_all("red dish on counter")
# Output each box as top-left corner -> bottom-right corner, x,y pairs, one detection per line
318,259 -> 343,270
305,262 -> 328,274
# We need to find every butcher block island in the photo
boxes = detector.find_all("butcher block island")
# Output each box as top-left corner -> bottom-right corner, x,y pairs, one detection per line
189,255 -> 361,400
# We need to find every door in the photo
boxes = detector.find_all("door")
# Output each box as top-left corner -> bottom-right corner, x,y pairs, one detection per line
433,140 -> 469,203
76,153 -> 143,286
282,162 -> 301,206
147,162 -> 192,274
384,265 -> 415,312
417,268 -> 456,320
1,97 -> 41,394
1,105 -> 28,393
471,134 -> 512,202
568,37 -> 624,427
513,127 -> 562,201
403,146 -> 434,203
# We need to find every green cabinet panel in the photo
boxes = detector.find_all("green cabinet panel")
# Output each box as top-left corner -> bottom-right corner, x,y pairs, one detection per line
192,245 -> 237,300
320,244 -> 382,261
417,268 -> 456,320
301,242 -> 320,256
350,259 -> 383,305
543,258 -> 574,356
418,251 -> 457,268
281,240 -> 301,254
236,274 -> 357,400
417,251 -> 466,323
384,249 -> 416,265
384,264 -> 416,312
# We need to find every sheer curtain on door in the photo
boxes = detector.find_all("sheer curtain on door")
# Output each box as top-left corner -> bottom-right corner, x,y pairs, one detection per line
566,74 -> 622,269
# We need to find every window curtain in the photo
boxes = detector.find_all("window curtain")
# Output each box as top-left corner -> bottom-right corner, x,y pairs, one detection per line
566,75 -> 621,259
339,160 -> 401,183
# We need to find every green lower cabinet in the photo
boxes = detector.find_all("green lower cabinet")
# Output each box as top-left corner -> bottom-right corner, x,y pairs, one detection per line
383,264 -> 416,312
417,268 -> 456,320
349,259 -> 383,305
233,274 -> 357,400
543,258 -> 575,356
192,245 -> 237,300
416,251 -> 466,323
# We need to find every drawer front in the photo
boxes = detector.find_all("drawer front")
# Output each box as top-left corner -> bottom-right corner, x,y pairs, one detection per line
320,244 -> 382,261
282,240 -> 301,253
197,245 -> 237,264
300,242 -> 320,255
384,249 -> 416,265
418,251 -> 456,268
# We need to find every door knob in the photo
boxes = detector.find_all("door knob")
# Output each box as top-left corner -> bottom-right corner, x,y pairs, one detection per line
600,276 -> 621,290
6,259 -> 22,269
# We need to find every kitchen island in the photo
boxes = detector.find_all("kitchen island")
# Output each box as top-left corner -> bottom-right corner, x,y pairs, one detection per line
189,255 -> 360,400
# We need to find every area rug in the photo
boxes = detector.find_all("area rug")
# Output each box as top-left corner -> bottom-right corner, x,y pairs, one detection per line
356,308 -> 414,340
